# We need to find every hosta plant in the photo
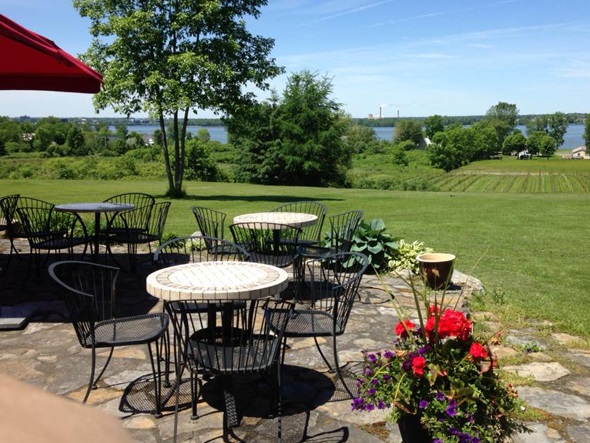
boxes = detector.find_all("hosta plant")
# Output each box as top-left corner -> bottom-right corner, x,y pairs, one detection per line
349,218 -> 399,274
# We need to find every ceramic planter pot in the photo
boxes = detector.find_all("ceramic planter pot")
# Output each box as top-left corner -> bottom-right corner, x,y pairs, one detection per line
416,253 -> 455,290
397,413 -> 432,443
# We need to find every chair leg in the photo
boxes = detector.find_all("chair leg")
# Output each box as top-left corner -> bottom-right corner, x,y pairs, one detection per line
91,347 -> 114,394
313,335 -> 354,397
147,340 -> 163,418
83,347 -> 98,403
313,336 -> 334,371
330,336 -> 354,398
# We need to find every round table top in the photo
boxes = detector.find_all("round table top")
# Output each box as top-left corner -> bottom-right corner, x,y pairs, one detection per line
54,202 -> 134,213
146,261 -> 290,301
233,211 -> 317,228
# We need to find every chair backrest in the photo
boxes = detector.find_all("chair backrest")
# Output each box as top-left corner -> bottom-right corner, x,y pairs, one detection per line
146,201 -> 171,242
48,261 -> 120,347
103,192 -> 155,208
11,197 -> 54,239
229,222 -> 301,268
191,206 -> 227,239
304,251 -> 369,334
174,297 -> 294,375
0,194 -> 19,231
106,203 -> 153,235
16,205 -> 86,246
270,201 -> 327,244
153,235 -> 250,267
325,210 -> 364,253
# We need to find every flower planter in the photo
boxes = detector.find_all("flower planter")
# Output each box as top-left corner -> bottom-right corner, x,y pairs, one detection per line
397,413 -> 432,443
416,253 -> 455,290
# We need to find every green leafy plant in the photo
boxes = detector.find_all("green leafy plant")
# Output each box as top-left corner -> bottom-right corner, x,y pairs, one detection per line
350,218 -> 399,274
353,276 -> 530,442
388,239 -> 433,274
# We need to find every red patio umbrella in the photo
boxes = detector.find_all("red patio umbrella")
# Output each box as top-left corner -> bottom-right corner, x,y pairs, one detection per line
0,14 -> 102,93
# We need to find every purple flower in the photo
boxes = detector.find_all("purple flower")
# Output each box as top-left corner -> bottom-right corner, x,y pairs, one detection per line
435,391 -> 445,401
383,350 -> 394,359
351,397 -> 365,410
377,401 -> 386,409
419,399 -> 428,409
365,403 -> 375,411
418,344 -> 432,355
367,353 -> 377,362
433,440 -> 443,443
371,379 -> 379,385
446,399 -> 457,417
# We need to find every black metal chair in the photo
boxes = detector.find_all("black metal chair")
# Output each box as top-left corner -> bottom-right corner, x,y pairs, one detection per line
100,192 -> 156,238
268,251 -> 368,398
270,201 -> 327,247
169,296 -> 294,440
0,194 -> 20,273
105,202 -> 171,272
16,202 -> 89,276
191,206 -> 228,239
295,209 -> 364,286
153,235 -> 251,416
48,260 -> 170,417
229,222 -> 301,268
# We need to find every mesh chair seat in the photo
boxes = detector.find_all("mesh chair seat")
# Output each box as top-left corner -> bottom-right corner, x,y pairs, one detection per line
280,309 -> 338,337
33,235 -> 88,250
87,313 -> 169,348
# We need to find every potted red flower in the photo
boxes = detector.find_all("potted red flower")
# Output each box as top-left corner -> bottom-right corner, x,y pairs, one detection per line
352,275 -> 529,442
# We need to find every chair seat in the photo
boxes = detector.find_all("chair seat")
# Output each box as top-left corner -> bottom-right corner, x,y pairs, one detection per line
270,308 -> 337,337
297,245 -> 333,258
34,236 -> 88,250
86,313 -> 169,348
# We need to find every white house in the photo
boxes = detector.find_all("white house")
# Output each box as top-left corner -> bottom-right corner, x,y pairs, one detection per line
572,146 -> 588,159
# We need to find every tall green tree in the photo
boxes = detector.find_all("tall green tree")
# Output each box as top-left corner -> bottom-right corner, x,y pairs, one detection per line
584,114 -> 590,147
74,0 -> 283,197
502,130 -> 527,155
427,123 -> 470,172
527,131 -> 557,157
483,101 -> 519,147
393,120 -> 423,147
227,71 -> 351,187
527,112 -> 568,147
423,115 -> 445,140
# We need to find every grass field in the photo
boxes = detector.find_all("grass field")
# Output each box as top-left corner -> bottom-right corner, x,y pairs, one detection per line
3,171 -> 590,339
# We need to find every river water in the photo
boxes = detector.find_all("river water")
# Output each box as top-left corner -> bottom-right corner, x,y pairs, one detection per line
125,124 -> 586,150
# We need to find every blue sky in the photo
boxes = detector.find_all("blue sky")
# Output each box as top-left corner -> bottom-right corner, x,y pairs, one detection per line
2,0 -> 590,119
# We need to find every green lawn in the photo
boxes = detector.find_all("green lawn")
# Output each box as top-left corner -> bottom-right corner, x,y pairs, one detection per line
3,178 -> 589,338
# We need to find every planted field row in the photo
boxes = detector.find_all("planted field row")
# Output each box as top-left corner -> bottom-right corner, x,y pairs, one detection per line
431,172 -> 590,193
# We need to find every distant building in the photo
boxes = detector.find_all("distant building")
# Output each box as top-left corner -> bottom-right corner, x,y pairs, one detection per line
572,146 -> 588,159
